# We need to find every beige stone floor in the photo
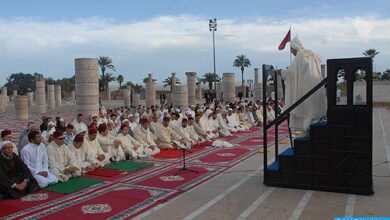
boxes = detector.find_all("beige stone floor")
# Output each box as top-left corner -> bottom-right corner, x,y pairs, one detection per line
134,107 -> 390,220
1,101 -> 389,219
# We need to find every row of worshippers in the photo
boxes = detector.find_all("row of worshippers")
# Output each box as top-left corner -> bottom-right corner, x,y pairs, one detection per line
0,99 -> 279,200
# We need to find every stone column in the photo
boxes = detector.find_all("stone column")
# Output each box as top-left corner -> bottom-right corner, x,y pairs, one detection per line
186,72 -> 196,105
171,73 -> 177,87
2,87 -> 8,107
173,85 -> 188,109
223,73 -> 236,102
124,86 -> 131,107
196,87 -> 203,100
12,90 -> 18,102
75,58 -> 99,123
145,74 -> 156,107
71,90 -> 75,100
47,84 -> 55,111
132,93 -> 140,107
0,96 -> 5,113
55,85 -> 62,107
36,79 -> 46,113
15,95 -> 28,120
216,82 -> 223,101
27,92 -> 34,107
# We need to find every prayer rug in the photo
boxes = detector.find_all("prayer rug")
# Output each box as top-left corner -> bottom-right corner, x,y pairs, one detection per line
128,164 -> 222,191
44,177 -> 103,194
86,168 -> 124,177
153,149 -> 191,159
20,183 -> 177,220
103,161 -> 152,172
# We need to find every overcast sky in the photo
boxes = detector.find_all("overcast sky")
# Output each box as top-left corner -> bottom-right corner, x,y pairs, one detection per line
0,0 -> 389,87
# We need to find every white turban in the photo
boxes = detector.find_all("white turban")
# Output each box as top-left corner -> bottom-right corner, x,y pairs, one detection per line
48,121 -> 56,127
290,37 -> 304,51
1,140 -> 13,149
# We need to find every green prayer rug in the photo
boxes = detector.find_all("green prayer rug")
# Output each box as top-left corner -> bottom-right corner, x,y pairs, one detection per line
44,177 -> 102,194
103,161 -> 152,172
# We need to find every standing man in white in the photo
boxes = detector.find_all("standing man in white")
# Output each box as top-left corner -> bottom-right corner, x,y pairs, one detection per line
280,36 -> 327,133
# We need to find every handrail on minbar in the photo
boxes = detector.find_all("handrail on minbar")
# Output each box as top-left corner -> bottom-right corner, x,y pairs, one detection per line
262,63 -> 327,184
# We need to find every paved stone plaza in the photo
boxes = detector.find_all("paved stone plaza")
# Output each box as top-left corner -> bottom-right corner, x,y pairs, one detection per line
1,101 -> 389,219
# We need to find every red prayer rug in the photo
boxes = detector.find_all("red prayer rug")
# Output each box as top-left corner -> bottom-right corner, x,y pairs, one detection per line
86,168 -> 124,177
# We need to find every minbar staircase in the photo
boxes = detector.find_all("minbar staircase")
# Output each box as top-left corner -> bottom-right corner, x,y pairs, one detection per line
262,57 -> 374,195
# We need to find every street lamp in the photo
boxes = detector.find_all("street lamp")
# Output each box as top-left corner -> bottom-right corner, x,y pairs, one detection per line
209,18 -> 217,101
247,79 -> 253,98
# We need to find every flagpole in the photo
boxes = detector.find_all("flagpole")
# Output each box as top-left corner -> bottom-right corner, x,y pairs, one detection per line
289,26 -> 292,65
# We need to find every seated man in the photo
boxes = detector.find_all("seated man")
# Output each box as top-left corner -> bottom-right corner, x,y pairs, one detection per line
97,124 -> 125,162
237,108 -> 253,129
63,124 -> 74,145
173,118 -> 198,146
1,129 -> 19,155
46,131 -> 81,182
20,131 -> 58,188
68,133 -> 99,174
187,117 -> 206,143
117,124 -> 147,159
193,113 -> 214,141
226,108 -> 246,131
0,141 -> 39,200
132,118 -> 161,156
71,113 -> 88,135
154,117 -> 188,150
83,127 -> 110,166
217,110 -> 237,133
210,111 -> 232,136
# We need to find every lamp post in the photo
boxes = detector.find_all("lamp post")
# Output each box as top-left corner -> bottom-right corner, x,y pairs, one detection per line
209,18 -> 217,101
247,79 -> 253,98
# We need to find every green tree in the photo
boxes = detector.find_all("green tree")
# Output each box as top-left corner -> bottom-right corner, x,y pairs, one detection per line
233,54 -> 251,96
97,56 -> 116,91
5,72 -> 37,95
201,73 -> 220,90
126,81 -> 144,93
117,74 -> 124,88
162,76 -> 181,91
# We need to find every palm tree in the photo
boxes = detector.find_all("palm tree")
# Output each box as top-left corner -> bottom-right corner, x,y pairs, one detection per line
117,74 -> 124,89
363,49 -> 379,59
162,76 -> 181,91
201,73 -> 220,90
97,56 -> 115,91
233,54 -> 251,97
132,84 -> 144,93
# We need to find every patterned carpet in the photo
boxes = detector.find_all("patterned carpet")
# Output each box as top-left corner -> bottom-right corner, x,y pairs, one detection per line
0,123 -> 289,220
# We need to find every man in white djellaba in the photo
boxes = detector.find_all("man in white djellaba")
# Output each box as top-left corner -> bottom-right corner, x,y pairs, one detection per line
280,36 -> 327,133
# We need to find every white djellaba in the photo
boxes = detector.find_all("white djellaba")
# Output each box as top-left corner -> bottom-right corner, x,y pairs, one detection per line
281,36 -> 327,131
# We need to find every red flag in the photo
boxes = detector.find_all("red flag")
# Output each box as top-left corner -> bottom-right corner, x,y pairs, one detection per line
278,29 -> 291,50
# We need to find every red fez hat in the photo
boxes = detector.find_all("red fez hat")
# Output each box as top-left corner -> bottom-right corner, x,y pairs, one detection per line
140,117 -> 148,124
66,124 -> 74,129
88,127 -> 98,135
74,133 -> 84,142
90,121 -> 98,127
1,129 -> 12,138
182,118 -> 188,122
120,123 -> 128,130
163,117 -> 170,122
53,131 -> 64,139
98,123 -> 107,133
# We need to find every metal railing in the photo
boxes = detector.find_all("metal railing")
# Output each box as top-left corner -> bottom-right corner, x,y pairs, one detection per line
262,64 -> 327,183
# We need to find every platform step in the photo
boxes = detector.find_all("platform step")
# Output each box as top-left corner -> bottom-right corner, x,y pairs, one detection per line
268,161 -> 279,171
280,147 -> 294,156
